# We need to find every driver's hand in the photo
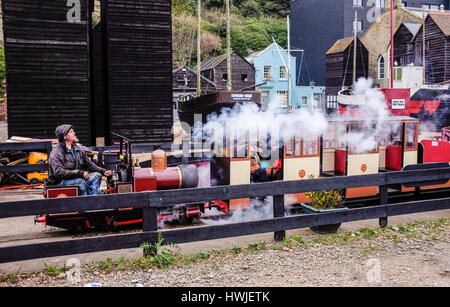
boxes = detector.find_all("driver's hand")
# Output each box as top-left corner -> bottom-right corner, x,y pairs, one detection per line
104,170 -> 113,177
83,172 -> 90,180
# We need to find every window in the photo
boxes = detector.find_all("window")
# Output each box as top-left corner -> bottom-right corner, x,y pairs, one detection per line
301,96 -> 308,105
222,73 -> 228,82
323,123 -> 336,149
402,2 -> 407,7
353,20 -> 363,32
264,66 -> 272,80
229,133 -> 249,159
177,74 -> 188,85
430,5 -> 439,11
302,136 -> 319,156
241,74 -> 248,82
349,123 -> 378,153
378,56 -> 385,79
285,137 -> 302,157
393,67 -> 402,81
261,91 -> 269,112
422,4 -> 430,10
279,66 -> 287,80
376,0 -> 385,8
277,90 -> 289,107
336,123 -> 347,149
388,124 -> 403,146
326,95 -> 338,109
353,0 -> 363,7
405,122 -> 418,150
379,126 -> 389,147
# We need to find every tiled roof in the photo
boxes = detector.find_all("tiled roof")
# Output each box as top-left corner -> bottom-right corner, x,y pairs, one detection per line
326,37 -> 354,55
429,11 -> 450,37
193,53 -> 229,71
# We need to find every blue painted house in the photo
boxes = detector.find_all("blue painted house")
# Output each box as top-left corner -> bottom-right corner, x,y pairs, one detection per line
246,43 -> 325,111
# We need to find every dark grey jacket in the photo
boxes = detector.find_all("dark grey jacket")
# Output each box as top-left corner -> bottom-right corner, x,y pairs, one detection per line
48,142 -> 107,185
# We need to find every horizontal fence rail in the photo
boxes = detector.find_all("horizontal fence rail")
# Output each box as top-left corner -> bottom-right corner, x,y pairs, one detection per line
0,142 -> 52,175
0,167 -> 449,263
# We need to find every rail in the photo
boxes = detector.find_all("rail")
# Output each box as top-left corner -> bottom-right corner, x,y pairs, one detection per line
0,166 -> 449,263
0,142 -> 52,174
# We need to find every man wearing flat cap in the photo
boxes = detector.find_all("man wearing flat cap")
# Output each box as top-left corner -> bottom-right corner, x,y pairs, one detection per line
48,124 -> 112,195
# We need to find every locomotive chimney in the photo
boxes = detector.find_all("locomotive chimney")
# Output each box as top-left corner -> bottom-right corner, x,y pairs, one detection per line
151,149 -> 167,171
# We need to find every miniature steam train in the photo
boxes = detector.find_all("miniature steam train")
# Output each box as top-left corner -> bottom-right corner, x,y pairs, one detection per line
35,117 -> 450,232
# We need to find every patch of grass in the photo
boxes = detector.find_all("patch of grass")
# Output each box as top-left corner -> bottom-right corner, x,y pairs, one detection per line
44,264 -> 67,276
290,235 -> 307,245
360,227 -> 377,239
247,241 -> 266,252
311,237 -> 325,244
140,233 -> 179,269
211,249 -> 227,256
98,257 -> 114,271
117,257 -> 126,270
231,246 -> 242,254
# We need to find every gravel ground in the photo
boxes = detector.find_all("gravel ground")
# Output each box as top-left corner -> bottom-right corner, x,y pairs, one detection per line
1,218 -> 449,287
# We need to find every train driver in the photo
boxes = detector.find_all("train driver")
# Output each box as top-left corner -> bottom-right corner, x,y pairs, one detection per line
48,124 -> 113,195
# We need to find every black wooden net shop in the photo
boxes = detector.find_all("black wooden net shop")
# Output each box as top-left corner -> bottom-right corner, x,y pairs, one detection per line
2,0 -> 174,145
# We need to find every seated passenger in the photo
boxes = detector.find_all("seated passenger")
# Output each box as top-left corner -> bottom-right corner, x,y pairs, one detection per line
250,156 -> 269,183
48,124 -> 112,195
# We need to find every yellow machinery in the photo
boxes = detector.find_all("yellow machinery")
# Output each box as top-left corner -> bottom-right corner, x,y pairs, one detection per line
26,152 -> 48,183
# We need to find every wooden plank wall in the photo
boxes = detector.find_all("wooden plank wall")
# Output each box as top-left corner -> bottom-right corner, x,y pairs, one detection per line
92,21 -> 109,142
2,0 -> 91,144
106,0 -> 174,144
212,52 -> 256,91
394,24 -> 415,67
414,16 -> 449,84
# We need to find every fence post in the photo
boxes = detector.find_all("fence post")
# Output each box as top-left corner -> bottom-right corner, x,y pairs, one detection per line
379,185 -> 389,228
273,194 -> 285,241
142,199 -> 158,248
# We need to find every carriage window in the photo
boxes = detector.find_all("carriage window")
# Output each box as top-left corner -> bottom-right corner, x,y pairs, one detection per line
323,123 -> 335,149
364,123 -> 378,153
405,122 -> 418,150
336,123 -> 347,149
302,137 -> 318,156
379,126 -> 389,147
229,131 -> 249,159
349,124 -> 363,153
232,138 -> 248,158
388,124 -> 403,146
285,137 -> 302,157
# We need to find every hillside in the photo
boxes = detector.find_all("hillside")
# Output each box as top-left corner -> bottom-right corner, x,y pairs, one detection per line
172,0 -> 289,69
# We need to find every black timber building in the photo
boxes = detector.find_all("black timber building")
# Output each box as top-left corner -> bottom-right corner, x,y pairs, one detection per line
2,0 -> 92,144
2,0 -> 174,145
194,51 -> 256,91
412,11 -> 450,84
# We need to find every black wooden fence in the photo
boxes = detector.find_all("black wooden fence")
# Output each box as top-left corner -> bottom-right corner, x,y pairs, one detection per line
0,166 -> 449,263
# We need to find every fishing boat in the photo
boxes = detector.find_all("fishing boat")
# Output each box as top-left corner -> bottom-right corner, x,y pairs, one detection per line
178,91 -> 261,126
